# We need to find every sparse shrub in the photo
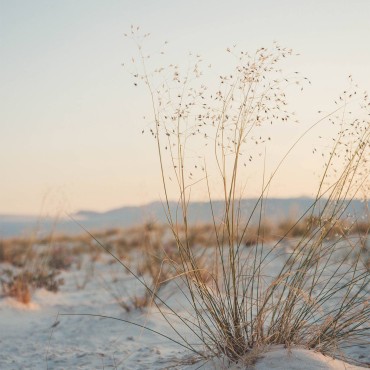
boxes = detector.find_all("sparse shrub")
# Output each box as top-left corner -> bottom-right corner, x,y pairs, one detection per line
0,231 -> 90,304
1,269 -> 32,304
113,290 -> 154,313
241,222 -> 275,246
0,238 -> 35,267
44,245 -> 73,270
0,268 -> 64,304
184,223 -> 217,248
277,219 -> 310,238
33,269 -> 64,292
351,219 -> 370,235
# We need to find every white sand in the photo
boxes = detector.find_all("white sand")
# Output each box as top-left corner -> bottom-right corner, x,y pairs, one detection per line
0,243 -> 368,369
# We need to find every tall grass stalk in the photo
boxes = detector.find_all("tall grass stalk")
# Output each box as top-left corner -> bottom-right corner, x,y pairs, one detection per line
120,28 -> 370,364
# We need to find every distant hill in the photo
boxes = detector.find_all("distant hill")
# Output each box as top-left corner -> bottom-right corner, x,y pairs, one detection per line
0,197 -> 368,238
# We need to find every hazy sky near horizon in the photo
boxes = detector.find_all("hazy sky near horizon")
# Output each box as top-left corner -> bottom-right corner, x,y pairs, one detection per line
1,0 -> 370,215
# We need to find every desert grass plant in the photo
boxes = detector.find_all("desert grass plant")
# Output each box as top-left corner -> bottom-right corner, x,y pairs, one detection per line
62,27 -> 369,367
121,28 -> 370,365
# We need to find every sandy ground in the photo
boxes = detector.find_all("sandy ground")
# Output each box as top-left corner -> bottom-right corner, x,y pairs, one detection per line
0,242 -> 369,369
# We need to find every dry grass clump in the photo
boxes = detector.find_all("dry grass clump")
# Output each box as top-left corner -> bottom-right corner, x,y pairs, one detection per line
0,238 -> 36,267
0,231 -> 96,303
120,28 -> 370,366
241,222 -> 275,246
350,219 -> 370,235
0,268 -> 64,304
39,245 -> 73,271
175,223 -> 218,248
277,218 -> 313,238
111,285 -> 155,313
0,270 -> 32,304
275,215 -> 369,240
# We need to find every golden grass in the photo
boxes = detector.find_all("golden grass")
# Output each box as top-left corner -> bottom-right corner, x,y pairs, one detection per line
117,27 -> 370,365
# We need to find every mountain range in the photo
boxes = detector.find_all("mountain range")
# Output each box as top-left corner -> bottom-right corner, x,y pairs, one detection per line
0,197 -> 368,238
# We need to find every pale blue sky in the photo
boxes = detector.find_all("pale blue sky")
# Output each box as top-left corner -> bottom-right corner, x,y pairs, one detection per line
1,0 -> 369,214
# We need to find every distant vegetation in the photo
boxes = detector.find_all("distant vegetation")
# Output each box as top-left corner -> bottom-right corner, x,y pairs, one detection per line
0,197 -> 368,238
1,217 -> 369,305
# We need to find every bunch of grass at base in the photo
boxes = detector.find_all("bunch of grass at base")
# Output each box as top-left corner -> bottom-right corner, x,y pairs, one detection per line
125,30 -> 370,365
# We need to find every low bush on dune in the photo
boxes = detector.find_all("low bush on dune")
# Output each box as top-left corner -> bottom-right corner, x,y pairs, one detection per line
0,268 -> 64,304
0,232 -> 76,304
